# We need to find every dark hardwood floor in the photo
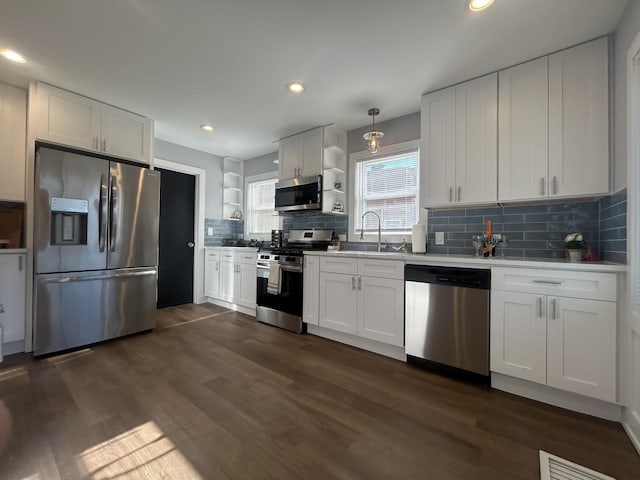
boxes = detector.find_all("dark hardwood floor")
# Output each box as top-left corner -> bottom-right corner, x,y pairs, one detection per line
0,304 -> 638,479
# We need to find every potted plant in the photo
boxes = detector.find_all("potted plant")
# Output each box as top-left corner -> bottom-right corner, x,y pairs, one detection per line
564,232 -> 586,262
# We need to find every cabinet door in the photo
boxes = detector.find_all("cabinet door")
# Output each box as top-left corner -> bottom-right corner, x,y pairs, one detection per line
318,272 -> 357,334
0,255 -> 26,344
35,83 -> 101,152
299,127 -> 323,177
218,261 -> 236,303
278,135 -> 300,180
547,296 -> 616,402
421,87 -> 456,207
490,290 -> 546,384
498,57 -> 549,201
549,37 -> 609,197
204,258 -> 220,299
237,263 -> 257,308
0,84 -> 26,202
101,106 -> 153,164
455,73 -> 498,204
357,276 -> 404,347
303,255 -> 320,325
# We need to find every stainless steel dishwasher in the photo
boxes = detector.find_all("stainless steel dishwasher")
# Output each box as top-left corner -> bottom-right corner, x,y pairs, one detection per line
405,265 -> 491,378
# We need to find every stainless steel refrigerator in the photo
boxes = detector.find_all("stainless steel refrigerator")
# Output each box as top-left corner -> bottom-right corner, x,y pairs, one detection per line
34,147 -> 160,355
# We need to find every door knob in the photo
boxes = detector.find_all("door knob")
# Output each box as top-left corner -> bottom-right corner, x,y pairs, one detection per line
187,242 -> 195,248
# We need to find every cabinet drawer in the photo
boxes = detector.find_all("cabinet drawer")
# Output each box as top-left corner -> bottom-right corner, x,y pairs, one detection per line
239,252 -> 257,264
219,251 -> 236,263
205,250 -> 220,261
357,259 -> 404,280
492,267 -> 616,302
320,256 -> 358,275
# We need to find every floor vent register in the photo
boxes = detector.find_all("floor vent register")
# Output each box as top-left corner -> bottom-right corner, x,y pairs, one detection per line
540,451 -> 615,480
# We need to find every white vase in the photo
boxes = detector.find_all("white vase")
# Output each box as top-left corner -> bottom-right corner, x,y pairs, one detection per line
566,249 -> 583,262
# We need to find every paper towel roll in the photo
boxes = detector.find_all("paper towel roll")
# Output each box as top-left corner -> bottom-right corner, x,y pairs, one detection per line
411,224 -> 426,253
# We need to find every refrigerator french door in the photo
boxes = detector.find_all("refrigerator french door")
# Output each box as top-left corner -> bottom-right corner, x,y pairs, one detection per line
34,147 -> 160,355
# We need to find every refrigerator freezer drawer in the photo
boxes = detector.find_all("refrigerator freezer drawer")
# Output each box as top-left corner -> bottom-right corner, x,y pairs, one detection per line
34,267 -> 157,355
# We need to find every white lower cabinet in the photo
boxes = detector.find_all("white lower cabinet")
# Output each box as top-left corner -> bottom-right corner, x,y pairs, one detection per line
0,254 -> 26,349
490,267 -> 616,402
204,248 -> 256,310
317,256 -> 404,347
302,255 -> 320,326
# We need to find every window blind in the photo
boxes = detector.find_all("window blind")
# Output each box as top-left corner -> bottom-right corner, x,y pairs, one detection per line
355,150 -> 419,233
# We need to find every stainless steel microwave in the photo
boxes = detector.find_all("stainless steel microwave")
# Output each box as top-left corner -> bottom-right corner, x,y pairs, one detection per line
274,175 -> 322,212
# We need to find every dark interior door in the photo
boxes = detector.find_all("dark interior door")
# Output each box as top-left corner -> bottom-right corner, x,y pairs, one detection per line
157,168 -> 195,308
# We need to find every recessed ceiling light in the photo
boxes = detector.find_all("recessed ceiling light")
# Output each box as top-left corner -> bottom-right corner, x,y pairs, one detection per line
469,0 -> 494,11
200,124 -> 215,132
286,81 -> 305,94
0,49 -> 26,64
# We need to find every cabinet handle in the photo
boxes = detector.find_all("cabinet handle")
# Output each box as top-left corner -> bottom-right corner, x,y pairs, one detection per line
358,277 -> 362,290
540,177 -> 546,196
449,187 -> 453,202
94,137 -> 100,149
0,303 -> 4,314
551,298 -> 557,320
533,280 -> 562,285
18,256 -> 22,271
216,263 -> 218,271
352,277 -> 356,290
552,176 -> 558,195
537,297 -> 543,318
102,138 -> 107,151
457,186 -> 461,202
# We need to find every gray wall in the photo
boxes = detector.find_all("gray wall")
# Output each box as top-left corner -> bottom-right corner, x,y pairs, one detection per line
346,111 -> 420,154
244,151 -> 278,177
154,139 -> 224,219
613,0 -> 640,191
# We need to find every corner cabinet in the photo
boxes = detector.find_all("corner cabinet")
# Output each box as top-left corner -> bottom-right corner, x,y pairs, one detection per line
34,82 -> 153,164
490,267 -> 616,402
0,83 -> 27,202
421,73 -> 497,207
317,256 -> 404,347
0,254 -> 26,354
498,37 -> 609,201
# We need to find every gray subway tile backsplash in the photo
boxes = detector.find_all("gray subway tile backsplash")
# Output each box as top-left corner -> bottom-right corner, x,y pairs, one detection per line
202,190 -> 627,263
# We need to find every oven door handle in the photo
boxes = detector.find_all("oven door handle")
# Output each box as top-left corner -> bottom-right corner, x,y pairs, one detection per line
280,265 -> 302,273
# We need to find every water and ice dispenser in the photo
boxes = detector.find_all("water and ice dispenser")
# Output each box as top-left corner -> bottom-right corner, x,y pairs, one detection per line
49,197 -> 88,245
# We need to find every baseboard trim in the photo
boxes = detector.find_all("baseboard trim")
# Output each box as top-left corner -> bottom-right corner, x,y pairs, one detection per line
491,373 -> 622,421
623,409 -> 640,455
206,298 -> 255,317
307,325 -> 406,361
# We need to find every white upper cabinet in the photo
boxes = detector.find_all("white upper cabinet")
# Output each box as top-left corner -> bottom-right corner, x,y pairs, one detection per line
35,82 -> 153,164
421,87 -> 455,206
421,73 -> 497,207
455,73 -> 498,204
498,57 -> 549,201
499,37 -> 609,202
548,37 -> 609,197
0,83 -> 27,202
278,127 -> 323,180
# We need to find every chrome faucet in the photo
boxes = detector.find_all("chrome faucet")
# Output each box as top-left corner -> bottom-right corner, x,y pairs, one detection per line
360,210 -> 383,252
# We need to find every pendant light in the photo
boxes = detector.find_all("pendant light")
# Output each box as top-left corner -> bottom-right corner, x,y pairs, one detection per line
363,108 -> 384,154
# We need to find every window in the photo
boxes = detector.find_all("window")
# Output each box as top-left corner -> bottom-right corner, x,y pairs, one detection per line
354,150 -> 419,235
245,176 -> 279,237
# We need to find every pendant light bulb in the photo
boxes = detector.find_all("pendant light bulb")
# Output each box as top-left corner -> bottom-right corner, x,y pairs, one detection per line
363,108 -> 384,155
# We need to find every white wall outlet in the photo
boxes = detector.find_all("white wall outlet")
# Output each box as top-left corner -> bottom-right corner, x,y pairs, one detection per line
207,227 -> 214,236
435,232 -> 445,245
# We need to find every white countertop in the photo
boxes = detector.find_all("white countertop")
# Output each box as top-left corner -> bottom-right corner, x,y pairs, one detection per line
304,250 -> 627,273
205,246 -> 258,252
0,248 -> 27,254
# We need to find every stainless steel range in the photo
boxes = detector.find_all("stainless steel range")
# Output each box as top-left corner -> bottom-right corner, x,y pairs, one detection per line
256,229 -> 333,333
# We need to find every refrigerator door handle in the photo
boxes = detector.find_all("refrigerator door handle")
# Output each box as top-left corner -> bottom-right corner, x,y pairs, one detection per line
109,175 -> 118,252
99,174 -> 108,252
39,268 -> 157,284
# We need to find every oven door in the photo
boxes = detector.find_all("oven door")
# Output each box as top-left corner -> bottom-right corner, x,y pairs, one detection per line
256,263 -> 303,316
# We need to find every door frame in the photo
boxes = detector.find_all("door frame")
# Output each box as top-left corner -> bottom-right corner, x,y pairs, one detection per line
153,158 -> 206,304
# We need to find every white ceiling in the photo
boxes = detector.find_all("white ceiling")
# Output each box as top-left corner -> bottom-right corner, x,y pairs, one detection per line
0,0 -> 629,160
